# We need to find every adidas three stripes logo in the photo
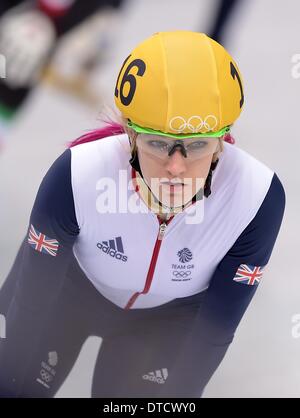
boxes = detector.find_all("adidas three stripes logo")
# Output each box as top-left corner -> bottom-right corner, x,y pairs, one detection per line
97,236 -> 128,262
142,368 -> 168,384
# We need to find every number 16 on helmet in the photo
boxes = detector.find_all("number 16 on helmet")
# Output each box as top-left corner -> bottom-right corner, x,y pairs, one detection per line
114,30 -> 244,139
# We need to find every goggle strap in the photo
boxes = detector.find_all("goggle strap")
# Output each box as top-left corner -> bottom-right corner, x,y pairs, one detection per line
127,120 -> 230,138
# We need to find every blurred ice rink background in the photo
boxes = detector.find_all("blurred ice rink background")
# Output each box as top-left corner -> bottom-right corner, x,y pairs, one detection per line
0,0 -> 299,397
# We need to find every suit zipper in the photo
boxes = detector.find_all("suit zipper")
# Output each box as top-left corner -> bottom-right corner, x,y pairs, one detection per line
125,217 -> 172,309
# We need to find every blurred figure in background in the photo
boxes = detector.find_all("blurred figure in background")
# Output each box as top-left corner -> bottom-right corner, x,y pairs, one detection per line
206,0 -> 243,45
0,0 -> 125,152
0,0 -> 245,154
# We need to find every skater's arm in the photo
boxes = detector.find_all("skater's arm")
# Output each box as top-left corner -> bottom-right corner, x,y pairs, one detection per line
0,148 -> 80,396
168,172 -> 286,394
197,172 -> 286,344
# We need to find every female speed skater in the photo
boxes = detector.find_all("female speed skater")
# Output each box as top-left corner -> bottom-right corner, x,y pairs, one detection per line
0,30 -> 285,397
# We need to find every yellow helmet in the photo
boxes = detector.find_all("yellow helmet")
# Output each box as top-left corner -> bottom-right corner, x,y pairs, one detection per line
114,30 -> 244,138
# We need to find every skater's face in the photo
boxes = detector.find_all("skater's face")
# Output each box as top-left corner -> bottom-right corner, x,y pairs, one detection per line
134,133 -> 221,208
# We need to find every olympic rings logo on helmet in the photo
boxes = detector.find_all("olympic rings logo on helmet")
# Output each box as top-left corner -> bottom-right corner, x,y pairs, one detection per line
169,115 -> 218,133
172,271 -> 191,278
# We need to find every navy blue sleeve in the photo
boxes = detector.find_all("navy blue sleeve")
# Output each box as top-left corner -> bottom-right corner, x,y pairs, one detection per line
13,148 -> 80,307
199,172 -> 286,344
0,148 -> 80,396
163,173 -> 286,395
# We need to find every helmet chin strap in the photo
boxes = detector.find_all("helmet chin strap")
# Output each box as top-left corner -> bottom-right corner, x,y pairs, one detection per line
129,152 -> 219,214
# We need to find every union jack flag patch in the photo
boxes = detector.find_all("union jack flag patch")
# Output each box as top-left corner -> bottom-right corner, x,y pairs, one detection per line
27,224 -> 59,257
233,264 -> 265,286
